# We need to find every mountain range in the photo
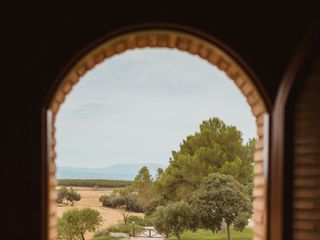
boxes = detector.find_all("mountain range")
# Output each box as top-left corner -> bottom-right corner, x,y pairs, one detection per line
56,163 -> 167,180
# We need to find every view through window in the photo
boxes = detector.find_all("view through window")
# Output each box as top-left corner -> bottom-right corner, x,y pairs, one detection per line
55,48 -> 257,240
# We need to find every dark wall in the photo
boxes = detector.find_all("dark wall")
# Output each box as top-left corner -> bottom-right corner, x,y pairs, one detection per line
3,3 -> 318,239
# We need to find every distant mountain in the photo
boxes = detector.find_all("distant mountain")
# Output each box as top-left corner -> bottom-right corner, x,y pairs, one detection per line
56,163 -> 167,180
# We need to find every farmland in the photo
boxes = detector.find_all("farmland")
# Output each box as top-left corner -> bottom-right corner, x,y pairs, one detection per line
58,179 -> 132,188
57,186 -> 143,239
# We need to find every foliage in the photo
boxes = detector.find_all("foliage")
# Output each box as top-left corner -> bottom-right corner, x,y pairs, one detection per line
168,228 -> 253,240
57,186 -> 69,204
91,237 -> 119,240
58,179 -> 132,188
99,189 -> 143,212
106,222 -> 144,236
128,215 -> 154,226
93,227 -> 110,238
57,187 -> 81,206
118,204 -> 130,225
156,117 -> 255,202
66,188 -> 81,206
131,166 -> 154,209
153,201 -> 196,240
57,208 -> 102,240
191,173 -> 252,240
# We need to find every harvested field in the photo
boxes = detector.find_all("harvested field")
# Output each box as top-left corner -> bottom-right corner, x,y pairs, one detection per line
57,187 -> 143,239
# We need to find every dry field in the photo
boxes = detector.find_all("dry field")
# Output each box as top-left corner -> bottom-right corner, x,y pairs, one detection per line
57,187 -> 143,239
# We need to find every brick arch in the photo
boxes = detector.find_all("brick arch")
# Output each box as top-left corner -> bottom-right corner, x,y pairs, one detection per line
47,29 -> 268,240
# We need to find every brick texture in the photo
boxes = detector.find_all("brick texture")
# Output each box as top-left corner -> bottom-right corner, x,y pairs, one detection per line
47,30 -> 268,240
293,55 -> 320,240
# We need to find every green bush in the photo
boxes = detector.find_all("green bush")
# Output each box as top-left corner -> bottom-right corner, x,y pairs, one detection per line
93,227 -> 110,238
99,194 -> 143,212
106,223 -> 144,236
91,237 -> 119,240
128,215 -> 153,226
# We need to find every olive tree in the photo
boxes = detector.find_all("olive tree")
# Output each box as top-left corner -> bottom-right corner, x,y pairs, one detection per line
57,208 -> 102,240
191,173 -> 252,240
153,201 -> 196,240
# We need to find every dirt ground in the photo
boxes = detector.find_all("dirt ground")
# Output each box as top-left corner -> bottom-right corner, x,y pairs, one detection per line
57,187 -> 143,239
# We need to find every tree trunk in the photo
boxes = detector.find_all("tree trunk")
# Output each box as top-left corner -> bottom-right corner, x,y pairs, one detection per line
81,232 -> 85,240
226,223 -> 231,240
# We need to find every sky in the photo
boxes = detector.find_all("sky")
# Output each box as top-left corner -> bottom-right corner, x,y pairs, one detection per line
56,48 -> 256,168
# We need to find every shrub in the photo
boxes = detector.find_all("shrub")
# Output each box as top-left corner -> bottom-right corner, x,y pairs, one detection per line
56,187 -> 81,205
93,228 -> 110,238
106,223 -> 144,236
99,194 -> 143,212
128,215 -> 153,226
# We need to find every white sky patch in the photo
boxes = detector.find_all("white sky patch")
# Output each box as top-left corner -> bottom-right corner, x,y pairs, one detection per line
56,48 -> 256,168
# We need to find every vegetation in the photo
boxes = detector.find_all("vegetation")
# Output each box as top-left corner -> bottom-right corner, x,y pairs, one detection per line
168,228 -> 253,240
127,215 -> 153,226
153,201 -> 196,240
99,188 -> 143,212
93,222 -> 144,238
156,117 -> 255,202
57,186 -> 81,206
131,166 -> 154,209
92,228 -> 253,240
58,117 -> 255,240
58,179 -> 132,188
191,173 -> 252,240
91,237 -> 119,240
57,208 -> 102,240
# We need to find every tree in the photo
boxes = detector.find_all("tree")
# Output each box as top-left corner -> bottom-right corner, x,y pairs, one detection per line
153,201 -> 196,240
131,166 -> 154,209
57,208 -> 102,240
57,187 -> 69,204
57,187 -> 81,206
157,117 -> 255,201
191,173 -> 252,240
66,187 -> 81,206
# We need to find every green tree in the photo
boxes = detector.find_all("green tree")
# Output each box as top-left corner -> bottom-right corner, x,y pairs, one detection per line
57,187 -> 69,204
57,208 -> 102,240
66,188 -> 81,206
57,187 -> 81,206
157,117 -> 255,201
153,201 -> 195,240
132,166 -> 153,209
191,173 -> 252,240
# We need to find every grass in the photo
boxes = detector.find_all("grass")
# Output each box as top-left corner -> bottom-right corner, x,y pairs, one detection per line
168,228 -> 253,240
91,228 -> 253,240
91,237 -> 125,240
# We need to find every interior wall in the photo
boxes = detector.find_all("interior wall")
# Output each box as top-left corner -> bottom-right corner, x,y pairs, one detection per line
292,50 -> 320,240
3,4 -> 318,240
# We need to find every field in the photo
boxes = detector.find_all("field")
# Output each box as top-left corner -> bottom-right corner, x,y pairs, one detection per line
58,179 -> 132,188
57,187 -> 143,239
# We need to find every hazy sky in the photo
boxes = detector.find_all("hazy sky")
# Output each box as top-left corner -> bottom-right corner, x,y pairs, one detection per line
56,48 -> 256,168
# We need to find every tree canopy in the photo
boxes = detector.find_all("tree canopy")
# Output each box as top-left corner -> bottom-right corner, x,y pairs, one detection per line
156,117 -> 255,201
57,187 -> 81,206
191,173 -> 252,240
57,208 -> 102,240
153,200 -> 196,240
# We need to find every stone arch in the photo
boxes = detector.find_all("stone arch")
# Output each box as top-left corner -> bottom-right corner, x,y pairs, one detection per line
47,28 -> 268,240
